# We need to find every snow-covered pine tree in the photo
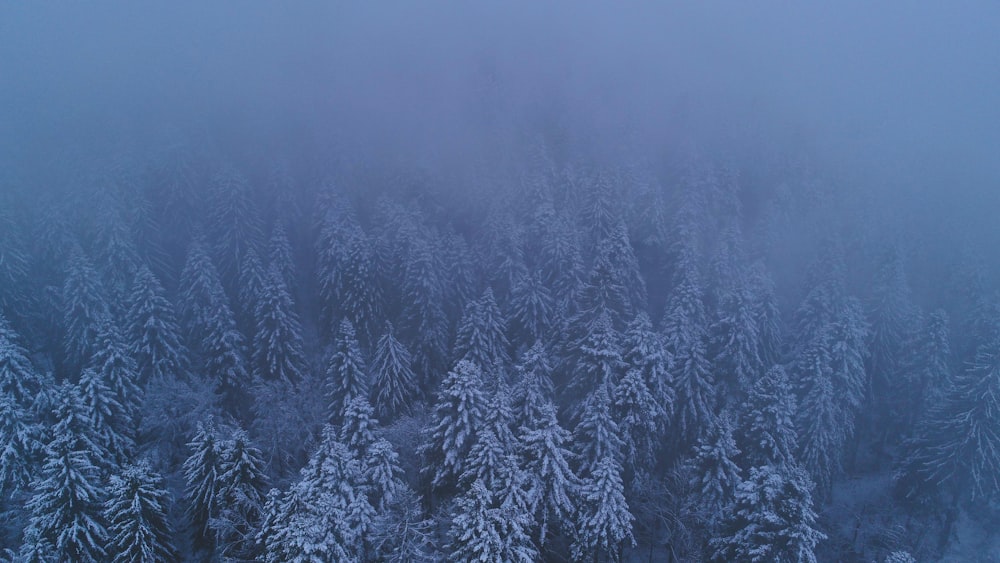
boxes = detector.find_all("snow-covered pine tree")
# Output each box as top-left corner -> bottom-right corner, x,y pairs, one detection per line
711,465 -> 825,563
519,401 -> 581,545
183,419 -> 223,553
453,288 -> 512,384
341,395 -> 377,461
89,319 -> 142,443
509,271 -> 555,350
572,455 -> 635,563
63,248 -> 110,372
214,429 -> 268,560
738,364 -> 797,469
0,393 -> 41,495
566,312 -> 625,414
364,437 -> 405,512
687,414 -> 742,525
574,382 -> 625,477
370,323 -> 418,422
252,264 -> 308,384
104,460 -> 177,563
0,311 -> 42,408
399,236 -> 450,393
268,221 -> 295,289
621,312 -> 673,441
511,340 -> 555,430
418,359 -> 487,493
326,319 -> 370,424
126,265 -> 186,385
79,367 -> 131,466
207,167 -> 262,288
24,410 -> 109,562
448,478 -> 538,563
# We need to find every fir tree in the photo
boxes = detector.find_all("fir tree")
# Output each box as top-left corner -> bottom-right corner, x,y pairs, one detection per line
453,288 -> 512,382
104,460 -> 177,563
621,313 -> 673,439
0,312 -> 42,407
574,383 -> 625,477
325,319 -> 369,424
399,236 -> 450,393
214,429 -> 268,560
418,359 -> 487,492
509,271 -> 555,350
572,455 -> 635,562
63,248 -> 110,371
370,323 -> 418,422
711,465 -> 825,563
520,401 -> 581,545
25,428 -> 109,562
738,365 -> 797,469
126,265 -> 186,385
183,419 -> 223,552
0,394 -> 41,495
687,414 -> 742,524
208,167 -> 262,286
252,265 -> 308,384
448,479 -> 538,563
364,437 -> 405,512
511,341 -> 555,430
340,395 -> 377,460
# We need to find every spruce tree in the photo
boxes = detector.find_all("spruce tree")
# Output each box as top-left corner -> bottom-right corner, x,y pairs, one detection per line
104,461 -> 177,563
183,419 -> 223,552
572,455 -> 635,562
325,319 -> 369,424
63,248 -> 110,371
252,265 -> 308,384
370,323 -> 418,422
738,365 -> 797,469
520,401 -> 581,545
418,359 -> 487,492
453,288 -> 512,382
126,265 -> 186,385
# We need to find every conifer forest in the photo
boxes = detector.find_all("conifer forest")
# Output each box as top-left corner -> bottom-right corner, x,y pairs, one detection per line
2,3 -> 1000,562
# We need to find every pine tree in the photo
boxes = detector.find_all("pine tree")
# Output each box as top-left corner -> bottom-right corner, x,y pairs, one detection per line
268,221 -> 295,289
63,248 -> 110,371
238,246 -> 266,332
126,265 -> 186,385
453,288 -> 512,382
399,236 -> 450,393
339,226 -> 383,347
263,426 -> 373,562
710,280 -> 763,399
370,323 -> 418,422
572,455 -> 635,562
364,437 -> 405,512
104,461 -> 177,563
613,366 -> 663,469
253,265 -> 308,384
79,367 -> 131,465
539,214 -> 584,308
25,426 -> 109,562
0,312 -> 42,408
711,465 -> 825,563
0,393 -> 41,495
208,167 -> 262,286
574,383 -> 625,477
326,320 -> 369,423
687,414 -> 742,523
621,313 -> 673,439
511,341 -> 555,430
738,365 -> 797,469
89,319 -> 142,440
566,312 -> 625,412
183,419 -> 223,552
662,247 -> 715,450
419,359 -> 487,492
214,429 -> 268,560
448,479 -> 537,563
917,337 -> 1000,501
509,271 -> 555,350
340,396 -> 377,460
177,240 -> 225,347
520,401 -> 581,545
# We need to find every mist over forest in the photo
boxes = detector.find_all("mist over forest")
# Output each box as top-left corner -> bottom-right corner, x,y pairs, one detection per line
2,2 -> 1000,561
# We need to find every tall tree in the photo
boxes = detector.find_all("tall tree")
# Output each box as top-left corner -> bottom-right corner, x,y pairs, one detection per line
572,455 -> 635,563
418,359 -> 487,493
738,365 -> 797,469
325,320 -> 369,424
520,401 -> 581,545
104,461 -> 177,563
370,323 -> 418,422
453,288 -> 512,383
711,465 -> 825,563
252,265 -> 308,385
63,248 -> 110,372
126,265 -> 186,385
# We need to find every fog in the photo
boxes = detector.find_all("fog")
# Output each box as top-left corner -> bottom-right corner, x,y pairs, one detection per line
2,2 -> 1000,561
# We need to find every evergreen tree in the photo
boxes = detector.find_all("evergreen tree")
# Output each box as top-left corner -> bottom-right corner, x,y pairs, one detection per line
25,427 -> 109,562
687,414 -> 742,523
177,240 -> 225,347
104,460 -> 177,563
448,479 -> 537,563
370,486 -> 436,563
364,437 -> 405,512
520,401 -> 581,545
126,265 -> 186,385
214,429 -> 268,560
89,319 -> 142,440
511,341 -> 555,430
370,323 -> 418,422
621,313 -> 673,440
711,465 -> 825,563
0,394 -> 41,495
509,271 -> 555,350
252,265 -> 308,384
710,279 -> 764,399
574,383 -> 625,476
566,312 -> 625,412
0,312 -> 42,408
183,419 -> 223,552
662,254 -> 715,449
207,167 -> 262,286
572,455 -> 635,562
79,367 -> 131,465
738,365 -> 797,469
340,395 -> 377,460
325,319 -> 369,423
418,359 -> 487,492
63,248 -> 110,371
268,221 -> 295,289
237,246 -> 266,332
399,236 -> 450,393
453,288 -> 512,382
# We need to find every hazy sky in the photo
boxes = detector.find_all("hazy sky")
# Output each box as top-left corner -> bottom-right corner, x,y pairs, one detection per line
2,1 -> 998,200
